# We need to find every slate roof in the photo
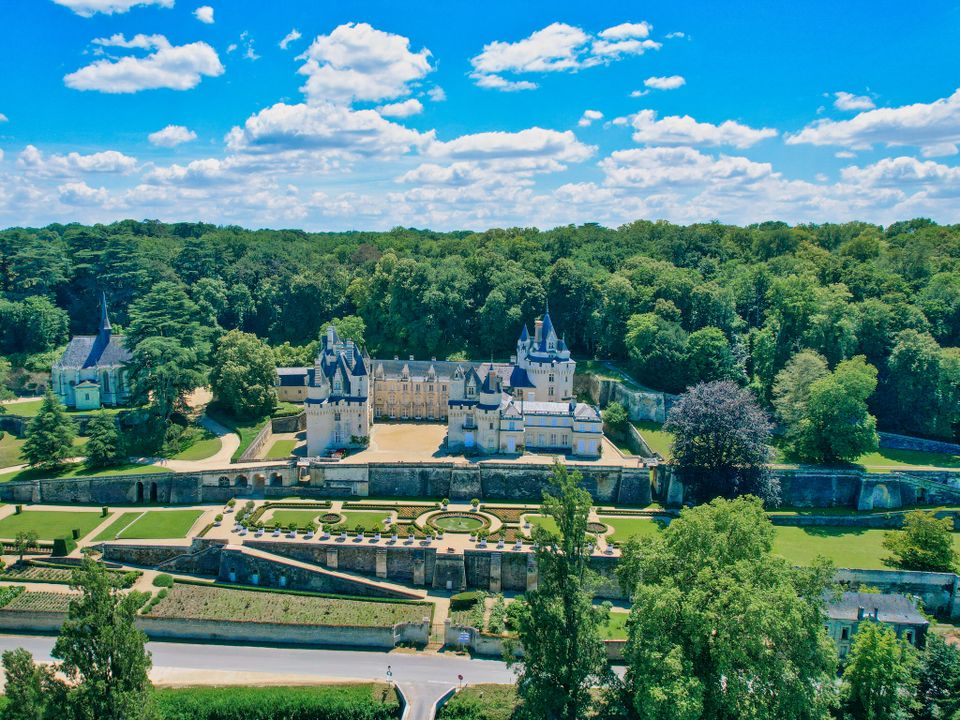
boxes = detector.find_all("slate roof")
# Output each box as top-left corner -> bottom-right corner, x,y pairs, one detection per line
826,592 -> 929,626
508,365 -> 536,389
53,334 -> 132,370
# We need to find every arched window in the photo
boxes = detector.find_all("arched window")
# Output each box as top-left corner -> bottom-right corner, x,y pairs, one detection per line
218,476 -> 230,487
235,475 -> 248,488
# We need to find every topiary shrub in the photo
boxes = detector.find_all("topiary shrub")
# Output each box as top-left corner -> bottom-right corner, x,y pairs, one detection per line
153,573 -> 174,588
450,590 -> 485,611
51,536 -> 76,557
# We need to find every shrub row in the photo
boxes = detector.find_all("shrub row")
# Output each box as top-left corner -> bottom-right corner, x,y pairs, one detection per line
152,683 -> 400,720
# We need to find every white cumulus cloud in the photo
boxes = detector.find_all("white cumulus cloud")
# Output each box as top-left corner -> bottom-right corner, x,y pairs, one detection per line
279,28 -> 302,50
58,181 -> 113,207
18,145 -> 138,177
148,124 -> 198,147
622,109 -> 777,148
51,0 -> 173,17
470,21 -> 659,91
194,5 -> 214,23
426,127 -> 594,164
644,75 -> 685,90
834,91 -> 875,111
0,113 -> 7,123
788,88 -> 960,157
377,99 -> 423,118
297,23 -> 433,104
226,102 -> 431,159
64,34 -> 224,93
578,109 -> 603,127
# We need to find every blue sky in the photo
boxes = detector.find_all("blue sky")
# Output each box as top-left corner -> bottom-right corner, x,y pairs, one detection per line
1,0 -> 959,230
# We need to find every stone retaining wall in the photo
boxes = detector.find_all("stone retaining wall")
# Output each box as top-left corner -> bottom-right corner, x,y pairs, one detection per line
445,621 -> 625,660
879,432 -> 960,455
0,609 -> 429,648
239,422 -> 274,463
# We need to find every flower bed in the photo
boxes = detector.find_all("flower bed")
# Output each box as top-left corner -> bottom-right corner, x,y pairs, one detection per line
484,506 -> 532,524
343,503 -> 436,520
586,522 -> 609,535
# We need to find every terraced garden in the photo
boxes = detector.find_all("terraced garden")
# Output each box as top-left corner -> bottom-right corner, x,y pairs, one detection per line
146,583 -> 430,626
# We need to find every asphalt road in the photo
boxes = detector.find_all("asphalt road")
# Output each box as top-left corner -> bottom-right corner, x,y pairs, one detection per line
0,634 -> 515,719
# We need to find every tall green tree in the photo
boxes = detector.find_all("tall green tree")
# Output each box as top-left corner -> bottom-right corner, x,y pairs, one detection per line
1,648 -> 63,720
665,381 -> 776,503
510,463 -> 610,720
209,330 -> 277,419
617,497 -> 837,720
791,356 -> 879,464
882,510 -> 957,573
841,621 -> 918,720
126,337 -> 206,426
53,559 -> 154,720
0,560 -> 153,720
772,349 -> 830,435
915,634 -> 960,720
83,411 -> 123,469
21,390 -> 76,470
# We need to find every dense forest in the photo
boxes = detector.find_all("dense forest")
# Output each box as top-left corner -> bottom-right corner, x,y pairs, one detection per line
0,217 -> 958,441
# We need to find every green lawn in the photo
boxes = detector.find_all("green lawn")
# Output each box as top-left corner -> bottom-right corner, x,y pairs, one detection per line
772,525 -> 960,569
633,422 -> 674,459
171,434 -> 221,461
116,509 -> 204,539
575,361 -> 649,392
602,516 -> 663,543
602,611 -> 629,640
0,461 -> 169,484
438,685 -> 517,720
855,448 -> 960,470
0,434 -> 25,468
264,438 -> 298,459
204,408 -> 270,462
92,511 -> 142,541
336,510 -> 393,533
2,399 -> 132,418
526,514 -> 558,535
265,509 -> 324,528
0,509 -> 107,540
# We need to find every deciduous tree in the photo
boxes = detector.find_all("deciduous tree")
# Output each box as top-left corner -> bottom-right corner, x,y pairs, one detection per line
882,510 -> 957,573
617,497 -> 837,720
841,621 -> 918,720
665,381 -> 776,503
209,330 -> 277,419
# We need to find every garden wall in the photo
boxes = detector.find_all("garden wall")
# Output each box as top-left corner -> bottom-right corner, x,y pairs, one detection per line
238,422 -> 274,463
444,621 -> 625,661
879,432 -> 960,455
835,568 -> 960,618
0,609 -> 429,648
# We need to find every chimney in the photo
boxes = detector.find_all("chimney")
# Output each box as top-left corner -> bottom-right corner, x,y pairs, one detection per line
857,607 -> 865,620
409,355 -> 415,361
327,326 -> 336,347
535,319 -> 543,344
510,354 -> 517,364
872,607 -> 880,621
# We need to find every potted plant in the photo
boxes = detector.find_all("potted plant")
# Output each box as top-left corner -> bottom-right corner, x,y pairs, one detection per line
441,498 -> 450,509
470,498 -> 480,512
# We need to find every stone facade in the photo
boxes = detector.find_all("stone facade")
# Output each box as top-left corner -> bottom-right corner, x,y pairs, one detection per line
825,592 -> 929,657
52,294 -> 131,410
291,310 -> 603,458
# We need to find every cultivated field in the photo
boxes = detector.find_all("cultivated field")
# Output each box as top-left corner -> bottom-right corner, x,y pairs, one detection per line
146,583 -> 430,626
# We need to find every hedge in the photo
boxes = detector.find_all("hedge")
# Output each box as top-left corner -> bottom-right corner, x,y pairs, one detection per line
450,591 -> 485,611
152,683 -> 400,720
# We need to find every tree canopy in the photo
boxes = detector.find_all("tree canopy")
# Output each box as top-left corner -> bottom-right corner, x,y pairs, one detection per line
2,218 -> 959,440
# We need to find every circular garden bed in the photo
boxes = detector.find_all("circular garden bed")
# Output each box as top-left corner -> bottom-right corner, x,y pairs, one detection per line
428,512 -> 490,534
586,522 -> 608,535
319,513 -> 343,525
